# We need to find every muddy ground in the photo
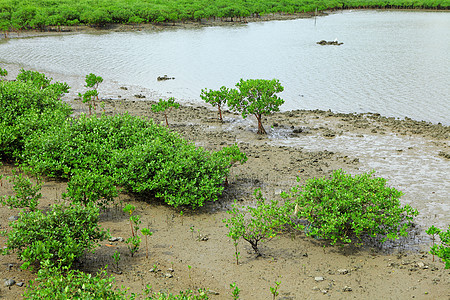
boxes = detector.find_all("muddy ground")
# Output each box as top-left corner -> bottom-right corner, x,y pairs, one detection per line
1,81 -> 449,299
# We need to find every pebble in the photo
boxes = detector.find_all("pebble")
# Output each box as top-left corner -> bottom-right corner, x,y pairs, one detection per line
164,273 -> 173,278
167,268 -> 174,272
16,282 -> 24,287
337,269 -> 349,275
108,237 -> 124,242
343,286 -> 352,292
314,276 -> 324,282
4,279 -> 16,287
8,216 -> 18,222
208,290 -> 220,295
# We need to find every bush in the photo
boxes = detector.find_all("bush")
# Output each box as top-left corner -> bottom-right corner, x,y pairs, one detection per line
63,170 -> 119,208
23,266 -> 129,300
0,171 -> 42,211
427,225 -> 450,269
22,113 -> 241,208
4,203 -> 108,270
282,170 -> 419,245
0,74 -> 71,161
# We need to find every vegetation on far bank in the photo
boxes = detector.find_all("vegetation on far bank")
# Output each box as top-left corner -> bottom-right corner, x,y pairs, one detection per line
1,0 -> 449,34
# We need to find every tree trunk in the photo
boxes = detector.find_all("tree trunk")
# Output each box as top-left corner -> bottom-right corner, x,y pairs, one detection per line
218,105 -> 223,121
164,113 -> 169,127
255,114 -> 266,134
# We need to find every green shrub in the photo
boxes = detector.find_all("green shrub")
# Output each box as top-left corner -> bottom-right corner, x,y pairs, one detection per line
0,75 -> 71,161
63,170 -> 119,208
224,189 -> 292,256
200,86 -> 231,121
427,225 -> 450,269
1,171 -> 42,211
145,289 -> 209,300
283,170 -> 419,245
23,266 -> 129,300
4,203 -> 108,270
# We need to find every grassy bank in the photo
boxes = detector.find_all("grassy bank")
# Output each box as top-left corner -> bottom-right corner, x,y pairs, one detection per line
1,0 -> 449,33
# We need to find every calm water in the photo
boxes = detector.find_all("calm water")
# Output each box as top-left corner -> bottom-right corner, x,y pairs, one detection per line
0,10 -> 449,124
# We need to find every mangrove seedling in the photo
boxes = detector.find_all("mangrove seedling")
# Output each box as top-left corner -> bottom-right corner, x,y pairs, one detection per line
270,281 -> 281,300
426,226 -> 441,262
141,228 -> 153,259
428,225 -> 449,269
151,97 -> 180,127
230,282 -> 240,299
112,250 -> 121,271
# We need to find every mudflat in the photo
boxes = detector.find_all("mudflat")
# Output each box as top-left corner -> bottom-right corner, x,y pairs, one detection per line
1,74 -> 449,299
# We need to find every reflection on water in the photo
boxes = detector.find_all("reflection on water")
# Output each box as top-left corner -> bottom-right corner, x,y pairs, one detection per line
0,10 -> 449,124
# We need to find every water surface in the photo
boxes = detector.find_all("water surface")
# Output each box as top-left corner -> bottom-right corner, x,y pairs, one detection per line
0,10 -> 449,124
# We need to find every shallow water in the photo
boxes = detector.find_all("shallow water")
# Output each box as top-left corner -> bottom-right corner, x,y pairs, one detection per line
0,10 -> 449,124
270,131 -> 449,237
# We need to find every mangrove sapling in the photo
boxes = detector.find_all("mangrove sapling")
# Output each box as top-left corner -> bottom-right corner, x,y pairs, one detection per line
78,89 -> 98,115
151,97 -> 180,127
1,172 -> 42,212
123,204 -> 141,256
228,78 -> 284,134
223,189 -> 292,256
112,250 -> 121,271
78,73 -> 103,114
141,228 -> 153,259
200,86 -> 232,121
428,225 -> 450,269
426,226 -> 441,262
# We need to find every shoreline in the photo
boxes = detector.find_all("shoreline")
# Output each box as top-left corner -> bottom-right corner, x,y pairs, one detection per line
1,69 -> 450,299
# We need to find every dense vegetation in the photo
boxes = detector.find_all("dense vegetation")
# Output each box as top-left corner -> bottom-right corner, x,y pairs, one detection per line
0,69 -> 244,208
1,0 -> 449,33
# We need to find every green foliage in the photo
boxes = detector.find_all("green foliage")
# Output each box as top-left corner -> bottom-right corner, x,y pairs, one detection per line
141,228 -> 153,259
123,204 -> 141,256
1,171 -> 42,211
270,281 -> 281,300
145,289 -> 209,300
151,97 -> 180,127
200,86 -> 231,121
230,282 -> 240,299
0,67 -> 7,78
112,250 -> 121,271
283,169 -> 419,245
0,73 -> 71,161
20,112 -> 236,208
78,73 -> 102,115
427,225 -> 450,269
63,170 -> 119,208
85,73 -> 104,89
23,266 -> 129,299
224,189 -> 292,255
4,203 -> 108,270
228,78 -> 284,134
4,1 -> 447,30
